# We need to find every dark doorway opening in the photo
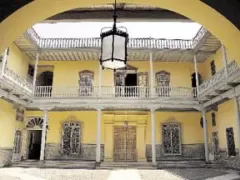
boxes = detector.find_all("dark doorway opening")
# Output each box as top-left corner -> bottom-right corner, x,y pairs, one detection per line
125,73 -> 137,97
28,130 -> 42,160
125,74 -> 137,86
36,71 -> 53,97
191,73 -> 202,88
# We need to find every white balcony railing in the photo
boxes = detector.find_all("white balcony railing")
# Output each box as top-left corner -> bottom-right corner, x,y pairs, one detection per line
199,60 -> 240,96
0,62 -> 34,95
34,86 -> 197,99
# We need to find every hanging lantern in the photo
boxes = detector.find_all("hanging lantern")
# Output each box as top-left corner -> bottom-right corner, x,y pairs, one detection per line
99,0 -> 129,70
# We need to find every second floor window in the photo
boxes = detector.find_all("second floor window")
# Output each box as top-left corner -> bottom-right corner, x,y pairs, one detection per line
211,112 -> 216,127
156,71 -> 170,86
79,70 -> 94,96
210,60 -> 216,76
28,64 -> 34,77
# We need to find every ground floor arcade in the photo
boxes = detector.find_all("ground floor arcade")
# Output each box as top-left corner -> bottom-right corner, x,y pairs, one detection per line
1,97 -> 240,169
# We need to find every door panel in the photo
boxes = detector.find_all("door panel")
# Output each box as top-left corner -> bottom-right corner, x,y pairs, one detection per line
114,126 -> 137,162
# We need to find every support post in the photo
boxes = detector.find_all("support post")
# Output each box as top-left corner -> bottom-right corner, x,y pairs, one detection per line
151,108 -> 156,165
233,96 -> 240,155
33,53 -> 39,86
40,109 -> 48,161
96,107 -> 101,163
149,51 -> 154,97
98,62 -> 102,97
221,44 -> 228,77
1,48 -> 9,77
193,54 -> 200,96
202,110 -> 209,162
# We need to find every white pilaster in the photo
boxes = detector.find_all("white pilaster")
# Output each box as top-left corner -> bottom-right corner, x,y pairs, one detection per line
233,96 -> 240,155
96,108 -> 101,162
202,110 -> 209,162
1,48 -> 9,77
221,44 -> 228,77
33,53 -> 40,86
149,51 -> 154,97
193,54 -> 199,95
98,62 -> 102,96
151,108 -> 156,165
40,109 -> 48,161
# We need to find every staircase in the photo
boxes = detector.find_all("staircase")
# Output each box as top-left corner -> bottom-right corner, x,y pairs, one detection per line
157,160 -> 222,169
98,162 -> 156,170
12,160 -> 96,169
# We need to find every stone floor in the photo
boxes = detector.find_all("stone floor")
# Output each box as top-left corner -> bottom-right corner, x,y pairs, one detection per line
0,168 -> 240,180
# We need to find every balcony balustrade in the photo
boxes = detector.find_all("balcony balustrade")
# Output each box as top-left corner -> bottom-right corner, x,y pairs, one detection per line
199,60 -> 240,98
0,62 -> 34,96
34,86 -> 197,99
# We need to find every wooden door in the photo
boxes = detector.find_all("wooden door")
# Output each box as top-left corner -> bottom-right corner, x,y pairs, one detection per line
114,126 -> 137,162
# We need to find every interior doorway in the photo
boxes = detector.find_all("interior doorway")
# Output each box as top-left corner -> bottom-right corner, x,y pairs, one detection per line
28,130 -> 42,160
191,73 -> 202,88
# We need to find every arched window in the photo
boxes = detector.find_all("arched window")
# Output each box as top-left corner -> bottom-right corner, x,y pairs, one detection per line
26,117 -> 43,129
62,119 -> 81,155
79,70 -> 94,96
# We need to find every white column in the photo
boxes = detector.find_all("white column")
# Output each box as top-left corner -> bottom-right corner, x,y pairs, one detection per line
193,54 -> 200,95
40,109 -> 48,161
33,53 -> 40,86
221,44 -> 228,77
98,62 -> 102,96
96,108 -> 101,162
1,48 -> 9,77
151,108 -> 156,165
149,51 -> 154,97
233,96 -> 240,155
202,110 -> 209,162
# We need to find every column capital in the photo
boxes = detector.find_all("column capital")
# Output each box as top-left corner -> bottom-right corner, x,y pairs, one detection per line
95,105 -> 103,111
39,106 -> 54,111
150,106 -> 158,112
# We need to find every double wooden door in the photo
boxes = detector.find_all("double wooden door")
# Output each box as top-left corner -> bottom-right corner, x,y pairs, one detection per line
113,126 -> 137,162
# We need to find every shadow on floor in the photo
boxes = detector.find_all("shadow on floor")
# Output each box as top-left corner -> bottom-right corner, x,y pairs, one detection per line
166,168 -> 228,180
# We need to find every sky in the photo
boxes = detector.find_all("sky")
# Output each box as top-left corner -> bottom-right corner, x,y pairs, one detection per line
33,22 -> 201,39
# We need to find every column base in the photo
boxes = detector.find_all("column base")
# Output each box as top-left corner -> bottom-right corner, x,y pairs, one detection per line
138,158 -> 147,162
104,158 -> 113,162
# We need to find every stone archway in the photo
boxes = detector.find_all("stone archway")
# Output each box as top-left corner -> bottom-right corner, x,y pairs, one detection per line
0,0 -> 240,62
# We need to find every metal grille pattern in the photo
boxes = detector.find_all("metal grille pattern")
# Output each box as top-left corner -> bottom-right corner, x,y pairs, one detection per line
162,123 -> 181,155
26,117 -> 43,129
226,127 -> 236,156
79,70 -> 94,96
62,122 -> 81,155
114,126 -> 137,162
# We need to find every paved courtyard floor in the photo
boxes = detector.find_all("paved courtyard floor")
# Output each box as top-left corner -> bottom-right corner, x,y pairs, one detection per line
0,168 -> 240,180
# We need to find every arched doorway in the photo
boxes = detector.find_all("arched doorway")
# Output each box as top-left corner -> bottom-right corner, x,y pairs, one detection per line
36,71 -> 53,97
0,1 -> 240,62
36,71 -> 53,86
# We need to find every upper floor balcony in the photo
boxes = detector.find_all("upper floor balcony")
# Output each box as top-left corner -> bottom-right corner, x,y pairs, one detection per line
199,60 -> 240,102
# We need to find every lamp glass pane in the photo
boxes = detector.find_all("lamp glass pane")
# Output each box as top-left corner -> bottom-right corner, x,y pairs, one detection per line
102,35 -> 113,61
113,35 -> 126,60
102,60 -> 126,69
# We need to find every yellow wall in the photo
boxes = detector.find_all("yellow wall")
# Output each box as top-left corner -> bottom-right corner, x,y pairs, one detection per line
37,60 -> 195,88
25,111 -> 104,144
146,111 -> 203,144
25,110 -> 203,145
0,99 -> 24,148
7,43 -> 31,79
207,100 -> 239,150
